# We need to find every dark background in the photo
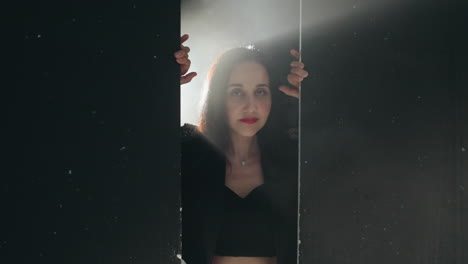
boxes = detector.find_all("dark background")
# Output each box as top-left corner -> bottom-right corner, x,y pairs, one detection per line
299,0 -> 467,263
5,0 -> 467,264
6,1 -> 181,263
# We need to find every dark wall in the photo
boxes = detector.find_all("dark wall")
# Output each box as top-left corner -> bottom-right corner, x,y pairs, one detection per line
5,1 -> 181,263
8,1 -> 467,264
299,0 -> 467,263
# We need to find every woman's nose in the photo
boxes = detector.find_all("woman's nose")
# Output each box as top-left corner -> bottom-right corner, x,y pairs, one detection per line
243,95 -> 257,112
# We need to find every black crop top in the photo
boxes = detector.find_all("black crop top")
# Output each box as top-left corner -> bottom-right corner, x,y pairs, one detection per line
214,184 -> 276,257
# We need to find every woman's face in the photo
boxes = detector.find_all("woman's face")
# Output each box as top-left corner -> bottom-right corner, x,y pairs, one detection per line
225,61 -> 272,138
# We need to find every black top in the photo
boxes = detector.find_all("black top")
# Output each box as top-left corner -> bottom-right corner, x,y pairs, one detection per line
214,184 -> 276,257
181,123 -> 297,264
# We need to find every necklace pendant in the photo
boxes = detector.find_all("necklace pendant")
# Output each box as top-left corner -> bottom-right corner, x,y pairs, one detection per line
241,160 -> 246,167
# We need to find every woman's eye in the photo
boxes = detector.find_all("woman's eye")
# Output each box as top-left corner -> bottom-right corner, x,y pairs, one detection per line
256,89 -> 267,96
231,89 -> 242,96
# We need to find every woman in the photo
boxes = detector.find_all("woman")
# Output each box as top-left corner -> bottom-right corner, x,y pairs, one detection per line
176,34 -> 308,264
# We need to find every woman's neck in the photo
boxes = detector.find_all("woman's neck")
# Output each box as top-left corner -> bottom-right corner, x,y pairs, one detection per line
227,133 -> 259,162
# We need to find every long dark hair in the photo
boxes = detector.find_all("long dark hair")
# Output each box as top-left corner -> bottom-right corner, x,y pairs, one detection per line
197,47 -> 283,161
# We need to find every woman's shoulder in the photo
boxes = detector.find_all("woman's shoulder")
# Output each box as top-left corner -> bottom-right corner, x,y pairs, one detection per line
181,123 -> 199,140
181,123 -> 225,174
181,123 -> 219,157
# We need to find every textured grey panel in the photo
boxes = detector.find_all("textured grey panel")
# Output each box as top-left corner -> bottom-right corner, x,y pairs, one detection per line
299,0 -> 467,263
5,1 -> 181,263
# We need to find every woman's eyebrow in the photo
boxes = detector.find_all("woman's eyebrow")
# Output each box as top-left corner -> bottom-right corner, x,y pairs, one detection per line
227,83 -> 269,88
227,83 -> 243,88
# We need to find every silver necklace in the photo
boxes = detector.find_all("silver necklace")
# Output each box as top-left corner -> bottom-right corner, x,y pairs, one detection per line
229,151 -> 253,167
240,154 -> 249,167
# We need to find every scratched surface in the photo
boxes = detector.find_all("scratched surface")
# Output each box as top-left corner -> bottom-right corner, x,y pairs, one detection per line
299,0 -> 467,263
4,1 -> 181,263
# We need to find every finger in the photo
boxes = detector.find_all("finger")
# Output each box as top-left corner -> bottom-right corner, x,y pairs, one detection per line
290,68 -> 309,78
287,74 -> 304,87
288,73 -> 304,83
181,72 -> 197,85
181,45 -> 191,53
290,49 -> 300,60
176,57 -> 190,65
180,59 -> 191,75
180,34 -> 189,44
290,61 -> 304,69
278,85 -> 299,99
174,50 -> 188,59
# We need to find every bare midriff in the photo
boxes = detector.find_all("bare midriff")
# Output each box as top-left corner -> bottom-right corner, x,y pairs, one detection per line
211,256 -> 277,264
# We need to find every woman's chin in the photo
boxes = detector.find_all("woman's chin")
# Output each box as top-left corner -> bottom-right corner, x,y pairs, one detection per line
231,127 -> 260,138
242,132 -> 258,137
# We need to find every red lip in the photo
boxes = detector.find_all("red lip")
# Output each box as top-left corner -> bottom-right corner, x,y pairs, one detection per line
239,117 -> 258,124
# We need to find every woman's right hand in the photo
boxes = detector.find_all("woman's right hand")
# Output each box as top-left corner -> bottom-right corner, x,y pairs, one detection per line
175,34 -> 197,85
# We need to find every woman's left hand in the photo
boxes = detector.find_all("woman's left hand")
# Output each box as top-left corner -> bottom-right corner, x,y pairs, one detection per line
278,49 -> 309,99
